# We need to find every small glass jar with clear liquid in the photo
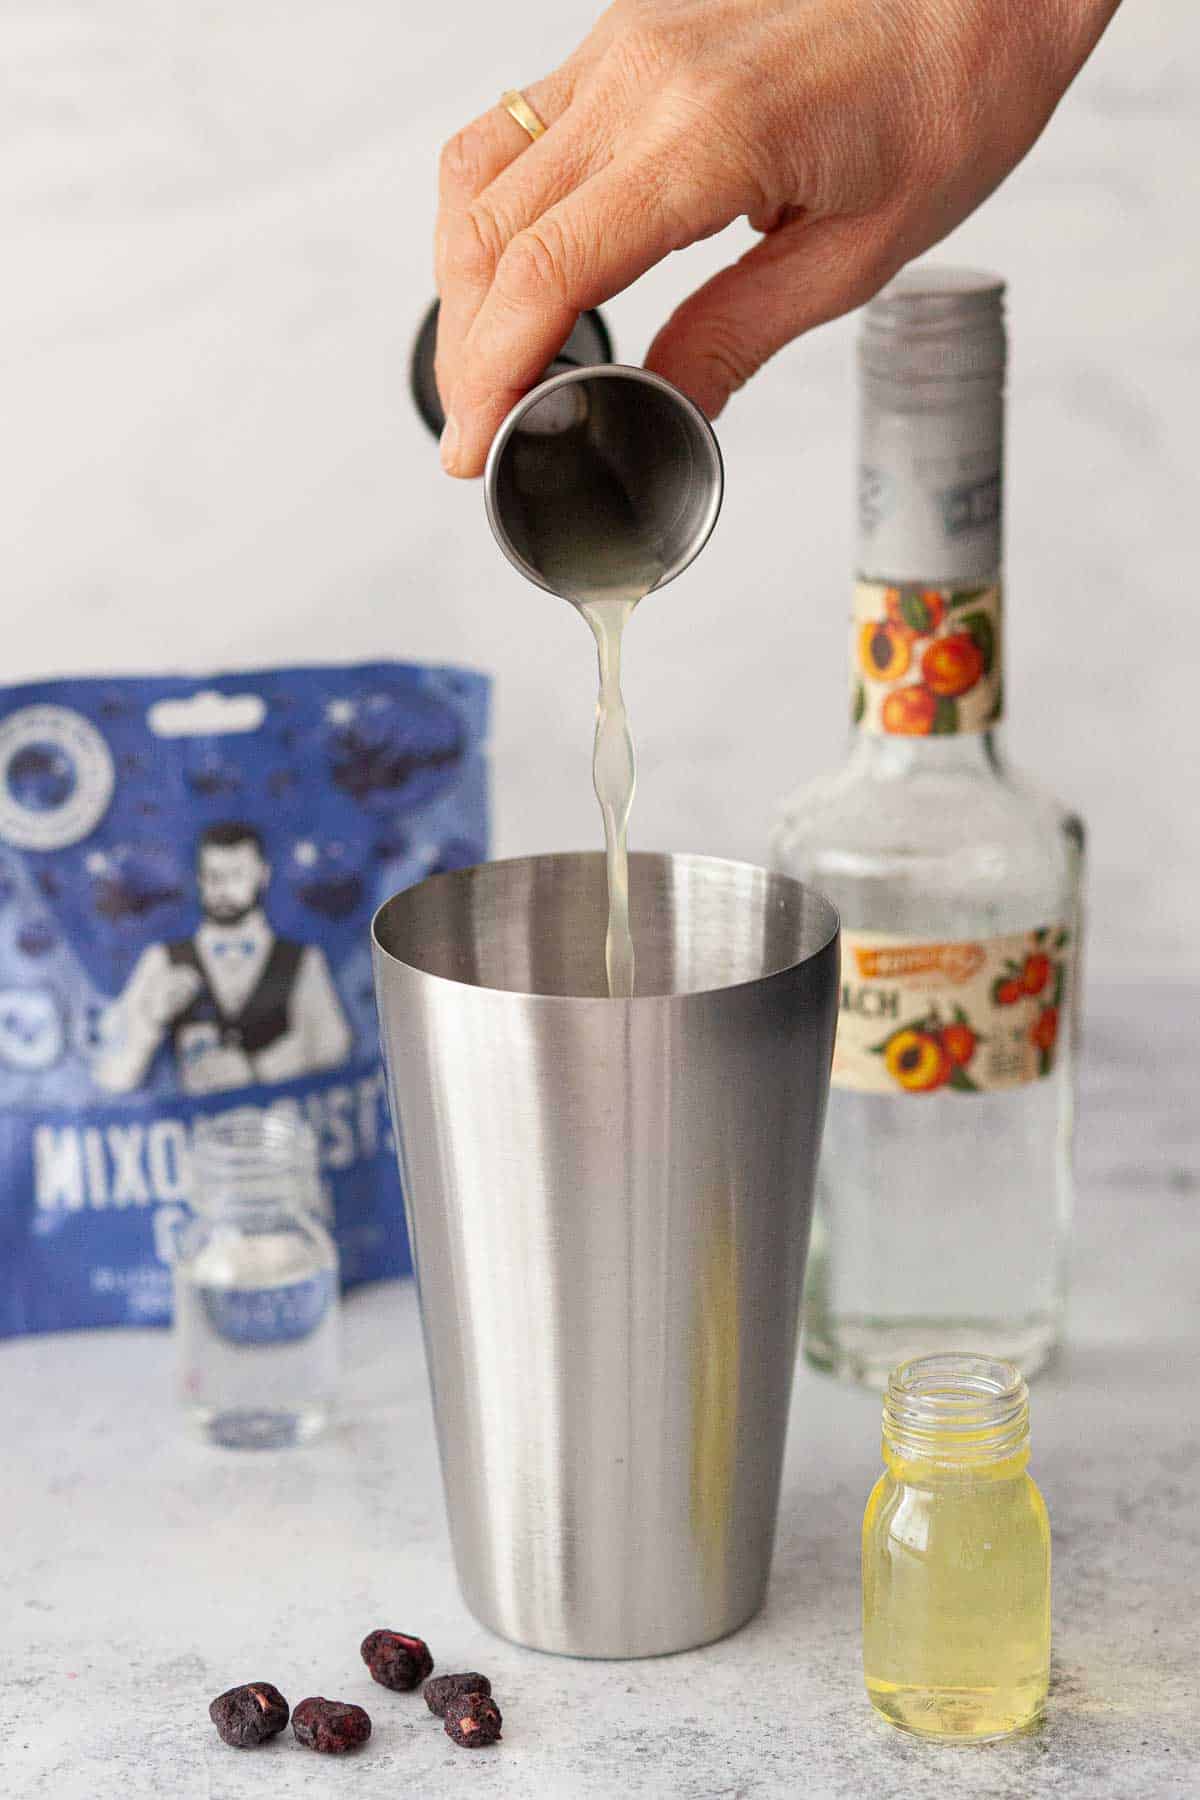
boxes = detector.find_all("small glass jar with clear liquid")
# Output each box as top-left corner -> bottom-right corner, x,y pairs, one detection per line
174,1113 -> 339,1448
862,1352 -> 1050,1742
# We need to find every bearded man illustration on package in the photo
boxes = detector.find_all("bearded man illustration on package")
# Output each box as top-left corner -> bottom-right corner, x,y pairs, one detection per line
94,822 -> 351,1095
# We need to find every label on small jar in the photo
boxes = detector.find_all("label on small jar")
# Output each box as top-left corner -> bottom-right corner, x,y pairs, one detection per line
199,1269 -> 336,1344
833,925 -> 1071,1094
851,579 -> 1003,735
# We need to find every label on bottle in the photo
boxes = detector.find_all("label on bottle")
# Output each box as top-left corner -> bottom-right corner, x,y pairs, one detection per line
833,925 -> 1071,1094
851,579 -> 1002,735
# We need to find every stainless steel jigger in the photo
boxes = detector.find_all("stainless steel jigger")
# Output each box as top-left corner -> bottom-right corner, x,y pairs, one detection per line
372,852 -> 839,1658
410,301 -> 724,599
484,364 -> 723,600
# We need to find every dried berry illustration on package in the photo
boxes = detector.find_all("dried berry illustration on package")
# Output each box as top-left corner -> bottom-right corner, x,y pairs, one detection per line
0,663 -> 489,1338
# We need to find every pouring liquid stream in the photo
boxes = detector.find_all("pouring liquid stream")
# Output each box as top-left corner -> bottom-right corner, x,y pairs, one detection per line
514,425 -> 662,997
578,594 -> 639,997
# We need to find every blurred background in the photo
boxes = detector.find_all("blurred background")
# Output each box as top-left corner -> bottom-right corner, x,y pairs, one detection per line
3,0 -> 1195,983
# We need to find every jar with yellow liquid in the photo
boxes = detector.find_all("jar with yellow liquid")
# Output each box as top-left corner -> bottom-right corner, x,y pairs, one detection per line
862,1353 -> 1050,1741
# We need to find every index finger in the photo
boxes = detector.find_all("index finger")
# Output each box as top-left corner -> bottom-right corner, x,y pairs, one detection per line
434,76 -> 574,417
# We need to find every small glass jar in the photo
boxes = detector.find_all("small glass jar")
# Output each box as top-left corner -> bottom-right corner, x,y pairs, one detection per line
862,1352 -> 1050,1741
174,1112 -> 339,1449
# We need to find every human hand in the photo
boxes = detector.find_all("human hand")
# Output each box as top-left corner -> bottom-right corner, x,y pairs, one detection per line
144,962 -> 203,1030
185,1043 -> 256,1093
435,0 -> 1118,475
252,1034 -> 305,1086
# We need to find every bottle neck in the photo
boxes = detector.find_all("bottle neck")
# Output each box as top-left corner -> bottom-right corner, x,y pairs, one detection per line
881,1353 -> 1031,1482
848,720 -> 1005,778
854,286 -> 1005,748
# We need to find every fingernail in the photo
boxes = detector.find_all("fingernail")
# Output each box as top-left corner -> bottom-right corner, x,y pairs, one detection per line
439,414 -> 460,473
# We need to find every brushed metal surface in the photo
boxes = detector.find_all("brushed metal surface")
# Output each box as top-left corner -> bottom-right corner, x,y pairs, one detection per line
372,852 -> 838,1657
484,365 -> 724,600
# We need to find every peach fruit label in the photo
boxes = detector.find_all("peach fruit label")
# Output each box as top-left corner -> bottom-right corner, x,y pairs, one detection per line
833,925 -> 1071,1094
851,579 -> 1002,735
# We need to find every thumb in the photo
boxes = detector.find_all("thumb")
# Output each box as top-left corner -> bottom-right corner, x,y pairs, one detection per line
644,212 -> 906,420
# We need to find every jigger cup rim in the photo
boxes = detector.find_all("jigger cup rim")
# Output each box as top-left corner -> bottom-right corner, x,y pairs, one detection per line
371,849 -> 839,1006
482,364 -> 725,600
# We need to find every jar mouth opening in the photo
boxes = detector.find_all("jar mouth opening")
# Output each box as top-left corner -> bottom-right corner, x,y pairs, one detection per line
192,1109 -> 322,1214
195,1109 -> 316,1156
883,1352 -> 1029,1465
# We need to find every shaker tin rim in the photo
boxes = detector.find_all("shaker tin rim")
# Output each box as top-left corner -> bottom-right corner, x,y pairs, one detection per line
371,849 -> 838,1007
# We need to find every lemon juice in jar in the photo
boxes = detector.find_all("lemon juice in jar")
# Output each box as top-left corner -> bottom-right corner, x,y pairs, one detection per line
862,1352 -> 1051,1741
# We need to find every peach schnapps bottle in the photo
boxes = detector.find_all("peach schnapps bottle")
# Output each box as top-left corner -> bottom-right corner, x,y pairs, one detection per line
862,1353 -> 1051,1741
772,269 -> 1084,1386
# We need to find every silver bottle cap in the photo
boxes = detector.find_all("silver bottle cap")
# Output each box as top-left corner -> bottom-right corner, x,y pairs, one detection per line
858,266 -> 1006,584
860,267 -> 1006,389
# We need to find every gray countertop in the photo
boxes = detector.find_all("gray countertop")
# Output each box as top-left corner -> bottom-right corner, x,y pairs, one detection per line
3,986 -> 1194,1798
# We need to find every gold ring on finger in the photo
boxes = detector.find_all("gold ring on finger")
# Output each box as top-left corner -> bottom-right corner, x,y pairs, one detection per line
500,88 -> 548,143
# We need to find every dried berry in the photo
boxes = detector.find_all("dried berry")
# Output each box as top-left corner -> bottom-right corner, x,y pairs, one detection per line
360,1628 -> 434,1692
291,1696 -> 372,1754
423,1672 -> 492,1718
444,1693 -> 502,1748
208,1682 -> 290,1748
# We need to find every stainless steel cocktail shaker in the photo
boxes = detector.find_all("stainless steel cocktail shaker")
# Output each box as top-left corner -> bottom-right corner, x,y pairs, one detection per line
373,852 -> 839,1657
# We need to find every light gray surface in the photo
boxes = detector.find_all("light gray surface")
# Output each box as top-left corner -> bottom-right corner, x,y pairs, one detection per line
3,985 -> 1194,1797
3,0 -> 1198,980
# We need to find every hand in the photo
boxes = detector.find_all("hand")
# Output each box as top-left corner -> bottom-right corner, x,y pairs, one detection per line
185,1045 -> 256,1093
252,1033 -> 306,1086
143,962 -> 203,1029
434,0 -> 1119,475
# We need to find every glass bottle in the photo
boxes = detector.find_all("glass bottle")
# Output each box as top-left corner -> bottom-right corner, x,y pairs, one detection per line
862,1352 -> 1051,1741
772,268 -> 1084,1386
174,1112 -> 339,1448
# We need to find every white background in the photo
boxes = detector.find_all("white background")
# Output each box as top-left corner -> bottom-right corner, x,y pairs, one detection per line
3,0 -> 1195,980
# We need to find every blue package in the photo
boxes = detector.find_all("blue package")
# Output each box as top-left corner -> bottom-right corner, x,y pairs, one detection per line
0,662 -> 489,1337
